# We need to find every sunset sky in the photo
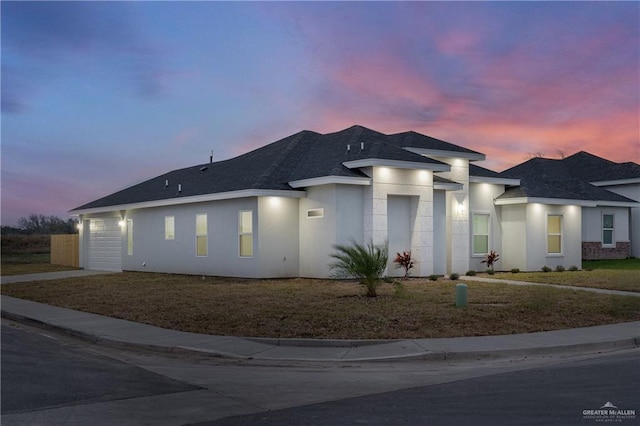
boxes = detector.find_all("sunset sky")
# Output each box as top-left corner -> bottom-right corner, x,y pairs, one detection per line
2,1 -> 638,226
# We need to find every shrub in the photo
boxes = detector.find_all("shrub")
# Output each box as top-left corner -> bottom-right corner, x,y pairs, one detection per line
541,265 -> 552,272
330,240 -> 388,297
393,251 -> 414,278
487,269 -> 495,275
428,274 -> 439,281
465,270 -> 476,276
568,265 -> 579,271
481,250 -> 500,274
449,273 -> 459,280
555,265 -> 565,272
510,268 -> 520,273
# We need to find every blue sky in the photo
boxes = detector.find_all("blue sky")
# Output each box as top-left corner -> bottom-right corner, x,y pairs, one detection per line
2,1 -> 638,226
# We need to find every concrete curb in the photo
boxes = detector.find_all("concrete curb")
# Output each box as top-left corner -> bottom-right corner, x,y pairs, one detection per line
3,307 -> 639,363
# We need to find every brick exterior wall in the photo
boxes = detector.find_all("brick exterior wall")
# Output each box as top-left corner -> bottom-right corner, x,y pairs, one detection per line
582,241 -> 631,260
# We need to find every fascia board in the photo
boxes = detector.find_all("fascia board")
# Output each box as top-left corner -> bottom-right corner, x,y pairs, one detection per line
590,178 -> 640,186
434,182 -> 464,191
289,176 -> 371,188
595,201 -> 640,208
403,147 -> 486,161
343,159 -> 450,172
470,176 -> 521,185
494,197 -> 597,207
71,189 -> 307,215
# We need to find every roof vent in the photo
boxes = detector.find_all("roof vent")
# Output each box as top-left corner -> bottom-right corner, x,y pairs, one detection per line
178,184 -> 182,193
210,150 -> 213,164
360,142 -> 365,151
347,144 -> 351,152
165,179 -> 169,187
200,166 -> 208,172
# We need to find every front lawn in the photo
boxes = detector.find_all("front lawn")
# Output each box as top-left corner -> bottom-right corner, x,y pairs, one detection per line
482,269 -> 639,293
2,273 -> 639,339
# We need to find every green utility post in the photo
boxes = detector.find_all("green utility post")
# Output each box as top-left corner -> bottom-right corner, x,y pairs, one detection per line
455,283 -> 468,308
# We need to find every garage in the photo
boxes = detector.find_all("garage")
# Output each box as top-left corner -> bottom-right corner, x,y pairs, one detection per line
86,218 -> 122,271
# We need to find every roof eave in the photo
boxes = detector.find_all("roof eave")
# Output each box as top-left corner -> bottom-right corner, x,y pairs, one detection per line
342,159 -> 450,172
470,176 -> 521,185
71,189 -> 307,215
403,147 -> 486,161
289,175 -> 371,188
434,182 -> 464,191
590,178 -> 640,186
494,197 -> 597,207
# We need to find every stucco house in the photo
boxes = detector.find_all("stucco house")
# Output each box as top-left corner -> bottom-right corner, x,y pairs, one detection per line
71,125 -> 639,277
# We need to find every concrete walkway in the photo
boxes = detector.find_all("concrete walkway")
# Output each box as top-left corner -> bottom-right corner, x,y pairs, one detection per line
1,269 -> 116,284
461,275 -> 640,297
2,295 -> 639,362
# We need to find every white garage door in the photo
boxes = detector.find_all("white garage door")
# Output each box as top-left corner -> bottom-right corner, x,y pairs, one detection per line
87,218 -> 122,271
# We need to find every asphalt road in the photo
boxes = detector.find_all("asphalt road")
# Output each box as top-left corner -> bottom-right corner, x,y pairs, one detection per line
202,350 -> 639,426
1,321 -> 199,415
2,318 -> 638,426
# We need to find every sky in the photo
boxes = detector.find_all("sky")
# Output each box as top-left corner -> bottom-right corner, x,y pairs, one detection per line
2,1 -> 638,226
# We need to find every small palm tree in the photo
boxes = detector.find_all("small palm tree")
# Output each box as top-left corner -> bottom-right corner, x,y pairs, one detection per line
329,240 -> 388,297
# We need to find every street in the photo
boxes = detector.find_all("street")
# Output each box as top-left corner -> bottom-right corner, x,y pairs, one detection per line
2,319 -> 638,425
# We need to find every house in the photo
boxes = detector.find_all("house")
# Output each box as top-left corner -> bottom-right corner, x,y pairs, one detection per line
498,152 -> 640,269
71,125 -> 639,276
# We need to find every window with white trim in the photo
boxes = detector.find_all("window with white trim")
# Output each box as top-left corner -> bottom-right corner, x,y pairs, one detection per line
239,210 -> 253,257
472,213 -> 490,255
602,214 -> 614,246
196,214 -> 207,257
165,216 -> 175,240
127,219 -> 133,255
547,214 -> 562,254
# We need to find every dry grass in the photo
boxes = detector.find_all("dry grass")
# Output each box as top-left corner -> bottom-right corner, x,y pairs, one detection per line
1,253 -> 78,276
2,272 -> 639,339
485,270 -> 640,293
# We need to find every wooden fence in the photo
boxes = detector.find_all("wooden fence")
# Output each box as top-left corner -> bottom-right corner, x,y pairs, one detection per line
51,234 -> 79,267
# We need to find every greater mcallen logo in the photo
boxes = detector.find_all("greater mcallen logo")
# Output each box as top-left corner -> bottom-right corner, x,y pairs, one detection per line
583,402 -> 636,422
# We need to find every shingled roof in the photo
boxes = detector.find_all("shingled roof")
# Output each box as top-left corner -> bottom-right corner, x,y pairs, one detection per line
72,125 -> 482,212
498,153 -> 639,205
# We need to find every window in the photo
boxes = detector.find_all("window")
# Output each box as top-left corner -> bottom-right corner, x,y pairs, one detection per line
239,210 -> 253,257
472,213 -> 489,255
196,214 -> 207,257
165,216 -> 175,240
307,208 -> 324,219
127,219 -> 133,255
547,214 -> 562,254
602,214 -> 614,246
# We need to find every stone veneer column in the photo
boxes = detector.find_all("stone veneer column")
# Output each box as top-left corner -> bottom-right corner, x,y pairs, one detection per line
363,167 -> 434,276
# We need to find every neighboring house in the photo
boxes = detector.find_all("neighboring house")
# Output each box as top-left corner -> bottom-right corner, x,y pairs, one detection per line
498,152 -> 640,270
71,125 -> 639,276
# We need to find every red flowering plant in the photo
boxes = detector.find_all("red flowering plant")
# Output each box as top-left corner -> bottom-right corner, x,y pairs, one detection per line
394,251 -> 414,278
481,250 -> 500,274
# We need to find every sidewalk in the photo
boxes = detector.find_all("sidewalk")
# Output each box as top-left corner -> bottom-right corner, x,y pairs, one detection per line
2,295 -> 639,362
1,269 -> 116,284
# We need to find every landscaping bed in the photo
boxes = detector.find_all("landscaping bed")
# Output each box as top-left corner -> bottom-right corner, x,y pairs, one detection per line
2,272 -> 639,339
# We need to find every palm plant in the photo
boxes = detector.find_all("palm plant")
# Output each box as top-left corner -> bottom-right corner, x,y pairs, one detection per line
329,240 -> 388,297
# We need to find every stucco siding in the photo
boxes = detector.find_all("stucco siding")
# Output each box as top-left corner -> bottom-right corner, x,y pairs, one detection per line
525,204 -> 581,271
601,183 -> 640,257
500,205 -> 527,271
299,185 -> 339,278
257,196 -> 300,277
469,183 -> 505,272
119,198 -> 261,277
